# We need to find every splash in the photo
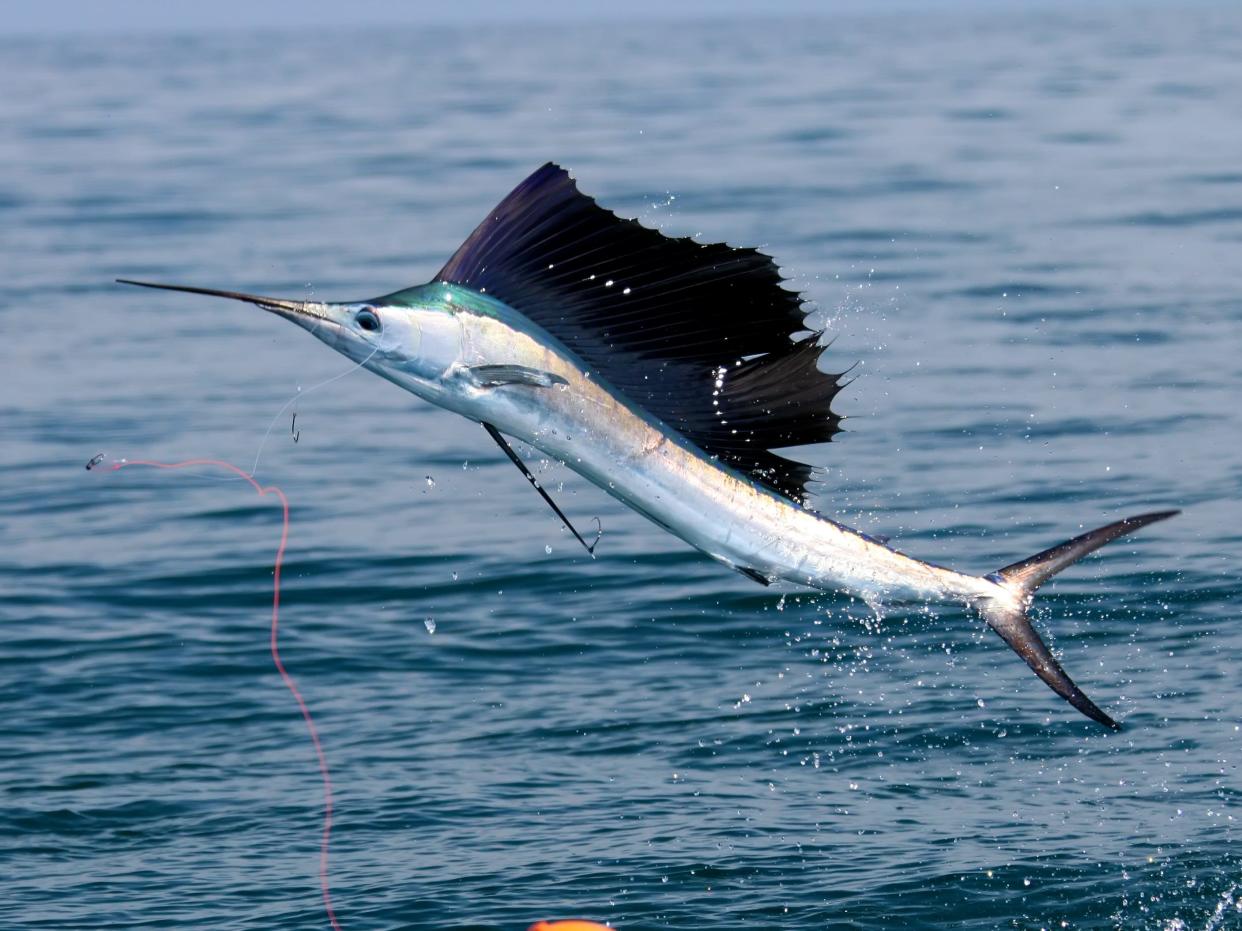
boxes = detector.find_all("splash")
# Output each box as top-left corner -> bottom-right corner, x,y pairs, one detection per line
1160,881 -> 1240,931
1204,883 -> 1241,931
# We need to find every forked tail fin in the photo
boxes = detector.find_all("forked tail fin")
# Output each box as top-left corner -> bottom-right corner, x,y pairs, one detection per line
979,510 -> 1179,730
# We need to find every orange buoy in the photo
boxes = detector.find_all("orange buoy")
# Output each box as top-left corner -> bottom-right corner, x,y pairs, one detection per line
527,921 -> 616,931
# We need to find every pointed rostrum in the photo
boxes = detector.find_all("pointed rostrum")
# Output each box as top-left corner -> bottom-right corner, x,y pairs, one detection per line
436,163 -> 847,505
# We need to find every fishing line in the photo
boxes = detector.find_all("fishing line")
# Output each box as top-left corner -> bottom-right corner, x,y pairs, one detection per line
250,346 -> 378,478
92,456 -> 343,931
83,347 -> 377,930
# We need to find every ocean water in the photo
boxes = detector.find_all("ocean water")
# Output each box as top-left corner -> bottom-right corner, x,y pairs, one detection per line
3,4 -> 1242,929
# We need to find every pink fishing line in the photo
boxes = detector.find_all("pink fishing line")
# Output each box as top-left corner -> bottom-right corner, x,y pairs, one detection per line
105,458 -> 342,931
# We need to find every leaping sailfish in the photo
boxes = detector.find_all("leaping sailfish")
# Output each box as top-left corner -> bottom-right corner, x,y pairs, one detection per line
119,163 -> 1177,729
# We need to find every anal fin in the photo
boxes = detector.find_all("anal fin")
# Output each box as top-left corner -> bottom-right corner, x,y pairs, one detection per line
735,566 -> 773,587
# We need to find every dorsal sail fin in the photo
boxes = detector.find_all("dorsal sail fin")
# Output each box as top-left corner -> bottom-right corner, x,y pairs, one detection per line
436,162 -> 847,504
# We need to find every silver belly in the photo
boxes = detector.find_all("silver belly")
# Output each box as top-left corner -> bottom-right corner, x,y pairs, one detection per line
437,370 -> 990,606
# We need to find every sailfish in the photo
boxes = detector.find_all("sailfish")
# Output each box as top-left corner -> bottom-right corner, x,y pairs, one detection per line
119,163 -> 1177,729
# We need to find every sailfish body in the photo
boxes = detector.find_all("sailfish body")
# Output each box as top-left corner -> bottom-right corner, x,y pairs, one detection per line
390,282 -> 982,602
119,163 -> 1177,729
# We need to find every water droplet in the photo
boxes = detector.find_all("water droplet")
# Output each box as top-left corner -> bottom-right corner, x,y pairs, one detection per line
424,618 -> 436,634
544,544 -> 552,554
425,475 -> 435,488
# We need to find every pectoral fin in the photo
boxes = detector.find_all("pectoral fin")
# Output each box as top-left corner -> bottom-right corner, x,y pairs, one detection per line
467,364 -> 568,389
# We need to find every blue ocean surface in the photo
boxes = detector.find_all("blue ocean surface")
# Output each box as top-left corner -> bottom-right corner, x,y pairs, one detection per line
3,4 -> 1241,929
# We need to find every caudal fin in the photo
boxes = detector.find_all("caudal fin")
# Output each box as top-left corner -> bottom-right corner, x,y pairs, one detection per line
979,510 -> 1179,730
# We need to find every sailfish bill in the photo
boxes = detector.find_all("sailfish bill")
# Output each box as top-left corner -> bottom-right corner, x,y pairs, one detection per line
115,279 -> 307,314
118,162 -> 1179,729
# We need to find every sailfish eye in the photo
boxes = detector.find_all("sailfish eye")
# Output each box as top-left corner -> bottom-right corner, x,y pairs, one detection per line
355,307 -> 381,332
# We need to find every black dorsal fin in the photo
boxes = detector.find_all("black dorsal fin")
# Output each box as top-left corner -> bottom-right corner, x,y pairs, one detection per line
436,163 -> 847,504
